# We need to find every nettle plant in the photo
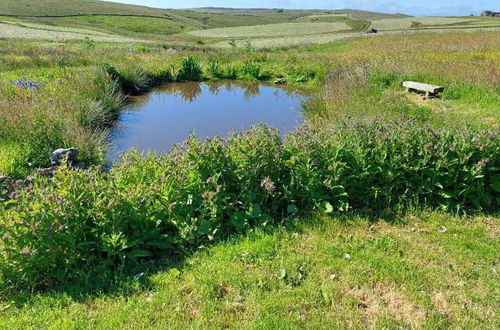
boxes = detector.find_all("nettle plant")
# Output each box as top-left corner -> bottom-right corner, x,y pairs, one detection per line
0,121 -> 498,290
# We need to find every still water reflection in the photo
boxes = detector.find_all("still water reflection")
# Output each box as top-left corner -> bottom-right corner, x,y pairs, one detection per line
108,81 -> 306,162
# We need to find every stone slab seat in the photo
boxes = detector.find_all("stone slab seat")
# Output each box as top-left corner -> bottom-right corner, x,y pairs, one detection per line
403,81 -> 444,98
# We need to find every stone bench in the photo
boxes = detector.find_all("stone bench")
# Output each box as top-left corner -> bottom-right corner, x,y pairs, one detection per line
403,81 -> 444,99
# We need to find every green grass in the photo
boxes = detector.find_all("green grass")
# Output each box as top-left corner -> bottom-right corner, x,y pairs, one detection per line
189,22 -> 351,38
371,17 -> 500,31
1,212 -> 498,328
0,0 -> 172,17
0,141 -> 30,178
0,3 -> 499,327
27,15 -> 193,38
0,20 -> 140,42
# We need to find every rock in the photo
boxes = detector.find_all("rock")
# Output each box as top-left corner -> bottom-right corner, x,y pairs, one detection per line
274,77 -> 287,85
50,148 -> 78,166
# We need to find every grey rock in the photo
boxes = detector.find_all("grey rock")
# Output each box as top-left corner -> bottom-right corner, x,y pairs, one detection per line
274,77 -> 287,85
50,148 -> 78,166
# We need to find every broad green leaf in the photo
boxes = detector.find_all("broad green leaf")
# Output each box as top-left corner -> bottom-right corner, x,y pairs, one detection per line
197,220 -> 212,234
230,212 -> 247,230
249,204 -> 262,218
128,249 -> 152,258
320,201 -> 334,213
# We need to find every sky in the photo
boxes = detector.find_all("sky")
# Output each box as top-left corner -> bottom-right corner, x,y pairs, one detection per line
104,0 -> 498,17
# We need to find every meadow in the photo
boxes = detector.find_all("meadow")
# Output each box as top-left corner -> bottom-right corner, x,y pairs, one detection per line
189,22 -> 351,38
0,21 -> 140,42
0,1 -> 499,327
1,213 -> 498,328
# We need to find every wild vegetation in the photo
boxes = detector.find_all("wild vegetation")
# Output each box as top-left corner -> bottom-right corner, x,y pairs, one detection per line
1,213 -> 498,328
0,0 -> 499,327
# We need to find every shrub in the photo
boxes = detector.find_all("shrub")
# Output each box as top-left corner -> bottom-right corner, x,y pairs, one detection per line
223,65 -> 238,80
241,62 -> 261,80
0,120 -> 498,290
178,56 -> 202,82
206,61 -> 221,79
117,67 -> 152,95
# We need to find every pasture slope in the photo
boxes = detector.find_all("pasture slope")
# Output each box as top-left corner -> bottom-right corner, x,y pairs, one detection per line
0,0 -> 499,329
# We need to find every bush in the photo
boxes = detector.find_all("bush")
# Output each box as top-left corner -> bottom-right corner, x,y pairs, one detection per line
206,61 -> 221,79
178,56 -> 202,82
0,120 -> 498,290
223,65 -> 238,80
241,62 -> 261,80
117,67 -> 152,95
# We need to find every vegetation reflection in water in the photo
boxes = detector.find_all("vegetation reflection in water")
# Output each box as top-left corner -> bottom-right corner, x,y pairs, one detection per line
108,81 -> 306,162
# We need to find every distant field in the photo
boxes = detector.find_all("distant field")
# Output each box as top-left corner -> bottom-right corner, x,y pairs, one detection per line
214,32 -> 358,48
371,17 -> 500,31
193,8 -> 410,20
0,21 -> 139,42
1,1 -> 499,49
21,15 -> 192,38
189,22 -> 350,38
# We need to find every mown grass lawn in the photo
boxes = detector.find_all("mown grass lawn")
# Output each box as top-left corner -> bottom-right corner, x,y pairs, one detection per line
1,212 -> 498,329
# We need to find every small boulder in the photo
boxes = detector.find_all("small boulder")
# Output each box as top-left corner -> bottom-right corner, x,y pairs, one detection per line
274,77 -> 287,85
50,148 -> 78,166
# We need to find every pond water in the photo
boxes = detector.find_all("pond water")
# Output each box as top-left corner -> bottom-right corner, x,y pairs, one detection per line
107,81 -> 306,162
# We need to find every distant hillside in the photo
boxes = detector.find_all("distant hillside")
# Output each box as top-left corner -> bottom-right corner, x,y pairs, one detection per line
332,9 -> 411,20
193,7 -> 411,20
0,0 -> 170,17
0,0 -> 412,40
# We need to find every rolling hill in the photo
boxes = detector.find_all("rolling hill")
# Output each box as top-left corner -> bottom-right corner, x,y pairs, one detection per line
1,0 -> 497,45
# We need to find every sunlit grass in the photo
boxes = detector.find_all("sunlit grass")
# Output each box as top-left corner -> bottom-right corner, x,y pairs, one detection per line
1,212 -> 498,328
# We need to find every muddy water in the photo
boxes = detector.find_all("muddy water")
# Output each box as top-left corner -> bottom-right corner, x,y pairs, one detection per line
108,81 -> 306,162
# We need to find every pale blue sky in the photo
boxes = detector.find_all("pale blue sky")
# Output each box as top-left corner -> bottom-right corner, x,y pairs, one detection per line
105,0 -> 498,16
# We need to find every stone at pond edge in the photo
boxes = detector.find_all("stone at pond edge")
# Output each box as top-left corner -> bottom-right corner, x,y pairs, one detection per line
50,148 -> 78,166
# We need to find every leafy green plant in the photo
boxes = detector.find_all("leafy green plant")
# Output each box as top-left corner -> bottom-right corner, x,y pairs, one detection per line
241,62 -> 261,80
136,45 -> 152,53
178,56 -> 202,81
1,120 -> 497,291
81,37 -> 95,49
224,65 -> 238,80
244,40 -> 254,53
206,61 -> 221,79
117,67 -> 152,95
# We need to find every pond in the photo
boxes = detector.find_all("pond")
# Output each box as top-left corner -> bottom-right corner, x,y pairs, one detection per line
107,81 -> 307,162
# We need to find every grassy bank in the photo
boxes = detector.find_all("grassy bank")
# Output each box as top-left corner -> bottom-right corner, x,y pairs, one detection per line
1,32 -> 499,178
1,212 -> 498,328
0,23 -> 499,327
1,121 -> 497,290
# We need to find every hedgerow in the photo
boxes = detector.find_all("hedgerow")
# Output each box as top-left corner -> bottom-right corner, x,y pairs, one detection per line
0,120 -> 498,290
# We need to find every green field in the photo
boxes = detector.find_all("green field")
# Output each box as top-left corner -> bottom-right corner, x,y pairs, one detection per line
1,0 -> 498,45
0,0 -> 499,328
1,213 -> 498,328
371,16 -> 500,31
189,22 -> 351,38
0,20 -> 140,42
